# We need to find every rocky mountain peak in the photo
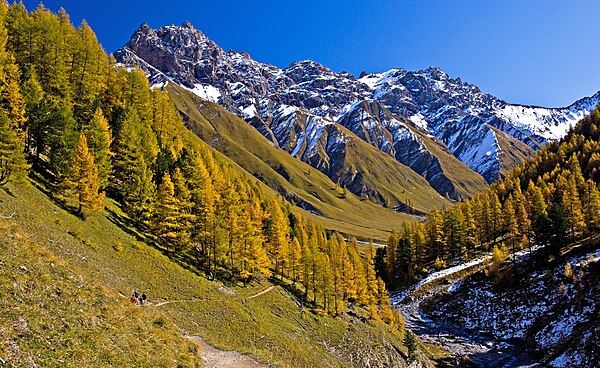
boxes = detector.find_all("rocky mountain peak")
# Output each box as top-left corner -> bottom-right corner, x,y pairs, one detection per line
181,20 -> 195,30
115,22 -> 600,185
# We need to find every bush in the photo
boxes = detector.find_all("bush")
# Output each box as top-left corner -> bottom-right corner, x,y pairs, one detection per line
112,243 -> 124,252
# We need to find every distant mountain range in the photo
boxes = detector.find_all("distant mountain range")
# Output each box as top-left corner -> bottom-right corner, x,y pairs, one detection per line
115,22 -> 600,201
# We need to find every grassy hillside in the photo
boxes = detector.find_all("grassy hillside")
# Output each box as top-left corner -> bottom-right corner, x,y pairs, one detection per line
488,125 -> 537,178
0,180 -> 436,367
0,190 -> 202,367
166,83 -> 452,242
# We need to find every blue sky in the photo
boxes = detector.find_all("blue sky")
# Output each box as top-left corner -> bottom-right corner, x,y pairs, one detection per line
22,0 -> 600,107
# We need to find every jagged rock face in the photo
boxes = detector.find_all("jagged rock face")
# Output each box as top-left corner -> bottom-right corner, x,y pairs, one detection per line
337,100 -> 480,200
115,22 -> 600,185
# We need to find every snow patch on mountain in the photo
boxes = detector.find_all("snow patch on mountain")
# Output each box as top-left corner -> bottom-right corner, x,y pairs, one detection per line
187,84 -> 221,103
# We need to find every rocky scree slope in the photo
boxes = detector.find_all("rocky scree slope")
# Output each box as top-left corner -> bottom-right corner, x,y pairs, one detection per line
115,22 -> 600,190
422,244 -> 600,368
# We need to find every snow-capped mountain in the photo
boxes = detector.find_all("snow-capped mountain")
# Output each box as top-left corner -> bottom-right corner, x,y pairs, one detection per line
115,22 -> 600,186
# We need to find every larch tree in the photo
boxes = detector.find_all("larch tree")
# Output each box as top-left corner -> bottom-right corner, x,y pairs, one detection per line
385,230 -> 399,285
0,30 -> 28,185
502,195 -> 519,258
152,173 -> 186,254
65,133 -> 104,219
84,108 -> 112,189
425,208 -> 445,262
239,196 -> 271,284
584,180 -> 600,233
265,199 -> 290,279
562,175 -> 585,241
364,244 -> 379,307
348,239 -> 367,304
290,236 -> 302,285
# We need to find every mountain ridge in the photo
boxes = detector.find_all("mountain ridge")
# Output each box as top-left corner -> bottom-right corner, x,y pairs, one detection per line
114,22 -> 599,187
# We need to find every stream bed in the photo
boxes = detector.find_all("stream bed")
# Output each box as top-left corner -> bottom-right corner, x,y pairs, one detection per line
395,286 -> 543,367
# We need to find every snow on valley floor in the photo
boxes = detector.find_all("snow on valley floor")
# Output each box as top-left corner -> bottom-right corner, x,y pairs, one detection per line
393,243 -> 600,367
391,246 -> 547,367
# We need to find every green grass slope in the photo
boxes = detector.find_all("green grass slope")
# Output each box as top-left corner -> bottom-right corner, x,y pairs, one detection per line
0,193 -> 202,367
166,83 -> 451,241
0,181 -> 435,367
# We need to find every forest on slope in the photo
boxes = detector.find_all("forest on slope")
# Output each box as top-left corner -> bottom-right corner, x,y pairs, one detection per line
0,1 -> 405,335
382,100 -> 600,288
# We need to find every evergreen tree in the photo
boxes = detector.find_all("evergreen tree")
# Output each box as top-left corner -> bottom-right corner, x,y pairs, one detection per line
425,208 -> 445,262
398,222 -> 415,284
47,103 -> 78,181
111,109 -> 154,221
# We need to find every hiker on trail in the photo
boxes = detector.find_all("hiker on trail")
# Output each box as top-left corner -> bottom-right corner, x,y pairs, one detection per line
130,293 -> 138,304
141,292 -> 147,305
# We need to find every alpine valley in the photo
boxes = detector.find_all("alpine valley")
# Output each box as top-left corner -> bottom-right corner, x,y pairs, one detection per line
2,3 -> 600,368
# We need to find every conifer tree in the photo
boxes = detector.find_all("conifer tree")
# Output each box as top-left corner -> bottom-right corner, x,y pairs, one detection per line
265,199 -> 290,279
21,68 -> 45,158
239,196 -> 270,283
290,237 -> 302,285
562,175 -> 585,241
527,181 -> 550,247
425,208 -> 445,262
348,239 -> 367,304
111,109 -> 154,221
584,180 -> 600,233
502,195 -> 519,257
84,108 -> 112,188
443,208 -> 463,260
461,203 -> 478,259
365,244 -> 379,307
47,103 -> 78,181
489,191 -> 502,244
152,173 -> 188,254
398,222 -> 416,284
412,223 -> 427,270
0,23 -> 28,185
65,133 -> 104,219
385,230 -> 399,285
0,112 -> 28,186
515,190 -> 531,247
